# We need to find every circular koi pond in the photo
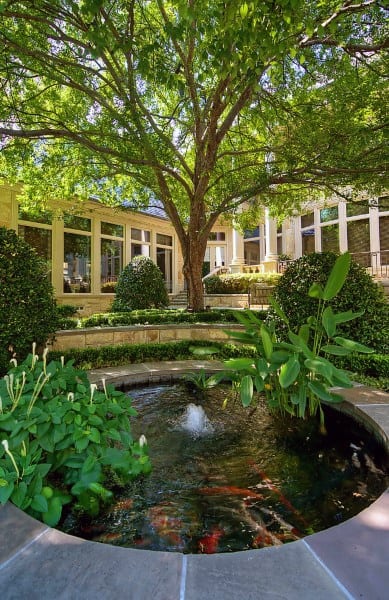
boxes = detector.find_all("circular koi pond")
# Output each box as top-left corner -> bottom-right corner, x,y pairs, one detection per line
62,382 -> 388,554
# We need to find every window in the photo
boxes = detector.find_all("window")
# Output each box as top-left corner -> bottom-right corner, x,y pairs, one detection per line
156,232 -> 173,293
131,228 -> 150,258
320,206 -> 338,223
244,227 -> 259,239
321,224 -> 339,252
347,202 -> 369,218
244,240 -> 260,265
379,216 -> 389,251
18,225 -> 52,265
347,220 -> 370,267
19,207 -> 52,225
302,229 -> 315,254
208,232 -> 226,241
301,213 -> 314,228
100,222 -> 123,290
63,216 -> 92,293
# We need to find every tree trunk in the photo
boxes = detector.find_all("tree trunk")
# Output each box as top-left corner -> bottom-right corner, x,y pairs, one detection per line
182,233 -> 208,312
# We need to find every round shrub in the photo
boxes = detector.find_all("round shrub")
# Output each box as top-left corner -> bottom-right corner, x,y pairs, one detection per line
0,226 -> 59,374
112,255 -> 169,312
271,252 -> 389,353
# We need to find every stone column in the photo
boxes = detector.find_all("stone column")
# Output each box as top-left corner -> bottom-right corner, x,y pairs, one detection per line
229,226 -> 245,273
263,209 -> 278,272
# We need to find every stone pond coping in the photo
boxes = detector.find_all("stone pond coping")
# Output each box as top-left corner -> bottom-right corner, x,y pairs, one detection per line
1,360 -> 388,600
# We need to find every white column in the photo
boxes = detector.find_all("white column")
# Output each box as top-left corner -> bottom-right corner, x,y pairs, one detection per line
263,209 -> 278,271
229,226 -> 245,273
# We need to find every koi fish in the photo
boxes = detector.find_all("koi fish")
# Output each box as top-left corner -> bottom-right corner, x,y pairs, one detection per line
252,526 -> 282,548
94,532 -> 123,543
198,527 -> 224,554
199,486 -> 263,500
110,498 -> 134,511
248,460 -> 309,529
260,507 -> 303,539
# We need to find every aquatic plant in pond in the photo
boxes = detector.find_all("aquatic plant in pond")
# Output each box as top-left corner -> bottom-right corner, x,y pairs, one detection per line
223,252 -> 373,424
61,382 -> 388,554
0,349 -> 151,525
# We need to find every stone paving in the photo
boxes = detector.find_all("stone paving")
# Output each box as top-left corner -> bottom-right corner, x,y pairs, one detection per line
1,361 -> 388,600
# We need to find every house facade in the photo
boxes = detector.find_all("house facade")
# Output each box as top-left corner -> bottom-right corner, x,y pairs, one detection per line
1,183 -> 388,315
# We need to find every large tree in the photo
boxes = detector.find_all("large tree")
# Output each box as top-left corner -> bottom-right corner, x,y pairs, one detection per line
0,1 -> 387,309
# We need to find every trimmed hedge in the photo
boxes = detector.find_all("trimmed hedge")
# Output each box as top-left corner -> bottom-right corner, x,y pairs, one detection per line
204,272 -> 281,294
112,256 -> 168,311
64,308 -> 268,329
335,353 -> 389,379
48,340 -> 258,370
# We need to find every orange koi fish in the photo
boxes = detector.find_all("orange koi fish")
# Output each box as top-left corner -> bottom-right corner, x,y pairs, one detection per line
198,527 -> 224,554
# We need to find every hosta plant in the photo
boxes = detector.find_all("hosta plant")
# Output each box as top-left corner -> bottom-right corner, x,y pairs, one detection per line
223,253 -> 373,425
0,347 -> 151,526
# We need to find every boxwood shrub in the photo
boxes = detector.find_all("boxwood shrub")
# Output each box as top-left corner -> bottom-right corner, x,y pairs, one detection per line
270,252 -> 389,353
0,227 -> 59,374
112,256 -> 169,311
204,272 -> 281,294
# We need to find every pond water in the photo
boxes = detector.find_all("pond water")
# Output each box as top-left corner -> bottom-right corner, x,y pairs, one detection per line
62,382 -> 388,554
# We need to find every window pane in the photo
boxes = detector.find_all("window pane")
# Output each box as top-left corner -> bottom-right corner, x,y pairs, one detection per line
157,247 -> 172,292
18,225 -> 52,262
347,219 -> 370,253
244,240 -> 260,264
101,222 -> 123,237
156,233 -> 172,246
301,213 -> 314,228
321,224 -> 339,252
63,233 -> 91,293
302,229 -> 315,254
277,236 -> 283,255
131,243 -> 150,258
63,215 -> 91,232
320,207 -> 338,223
379,216 -> 389,250
101,239 -> 123,289
378,196 -> 389,212
18,207 -> 52,224
346,202 -> 369,218
208,232 -> 226,241
131,228 -> 150,242
244,227 -> 259,239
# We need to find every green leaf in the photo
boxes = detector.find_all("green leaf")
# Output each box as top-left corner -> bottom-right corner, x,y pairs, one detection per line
333,337 -> 374,353
260,325 -> 273,361
288,331 -> 314,359
224,358 -> 255,371
304,358 -> 334,382
30,494 -> 49,513
323,252 -> 351,301
240,375 -> 253,407
279,356 -> 300,388
322,306 -> 337,338
42,497 -> 63,526
308,282 -> 324,299
308,381 -> 343,403
321,344 -> 352,356
333,309 -> 364,325
0,481 -> 14,504
269,296 -> 289,325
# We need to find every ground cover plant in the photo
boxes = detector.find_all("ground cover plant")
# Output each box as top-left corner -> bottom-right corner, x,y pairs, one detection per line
112,256 -> 169,312
222,253 -> 375,424
0,348 -> 151,526
0,226 -> 59,375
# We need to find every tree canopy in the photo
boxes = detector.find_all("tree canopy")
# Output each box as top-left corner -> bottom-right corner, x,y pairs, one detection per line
0,0 -> 387,308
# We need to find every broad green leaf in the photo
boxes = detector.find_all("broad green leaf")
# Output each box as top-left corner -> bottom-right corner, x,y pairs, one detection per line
308,381 -> 343,403
42,497 -> 63,526
323,252 -> 351,300
304,358 -> 334,382
279,356 -> 300,388
224,358 -> 255,369
260,325 -> 273,361
30,494 -> 49,513
189,346 -> 219,356
321,344 -> 352,356
240,375 -> 253,407
298,324 -> 310,344
333,337 -> 374,353
322,306 -> 336,337
333,309 -> 364,325
0,481 -> 14,504
254,376 -> 265,392
270,350 -> 290,364
308,282 -> 324,299
288,331 -> 314,359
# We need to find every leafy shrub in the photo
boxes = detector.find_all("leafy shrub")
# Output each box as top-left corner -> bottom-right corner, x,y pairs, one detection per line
204,273 -> 281,294
80,308 -> 266,328
0,227 -> 59,375
48,340 -> 258,370
101,281 -> 117,293
270,252 -> 389,353
0,350 -> 151,526
112,256 -> 169,311
56,304 -> 79,318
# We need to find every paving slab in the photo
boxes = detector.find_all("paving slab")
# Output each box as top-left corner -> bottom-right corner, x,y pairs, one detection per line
184,541 -> 350,600
0,503 -> 48,564
0,526 -> 182,600
306,489 -> 389,600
